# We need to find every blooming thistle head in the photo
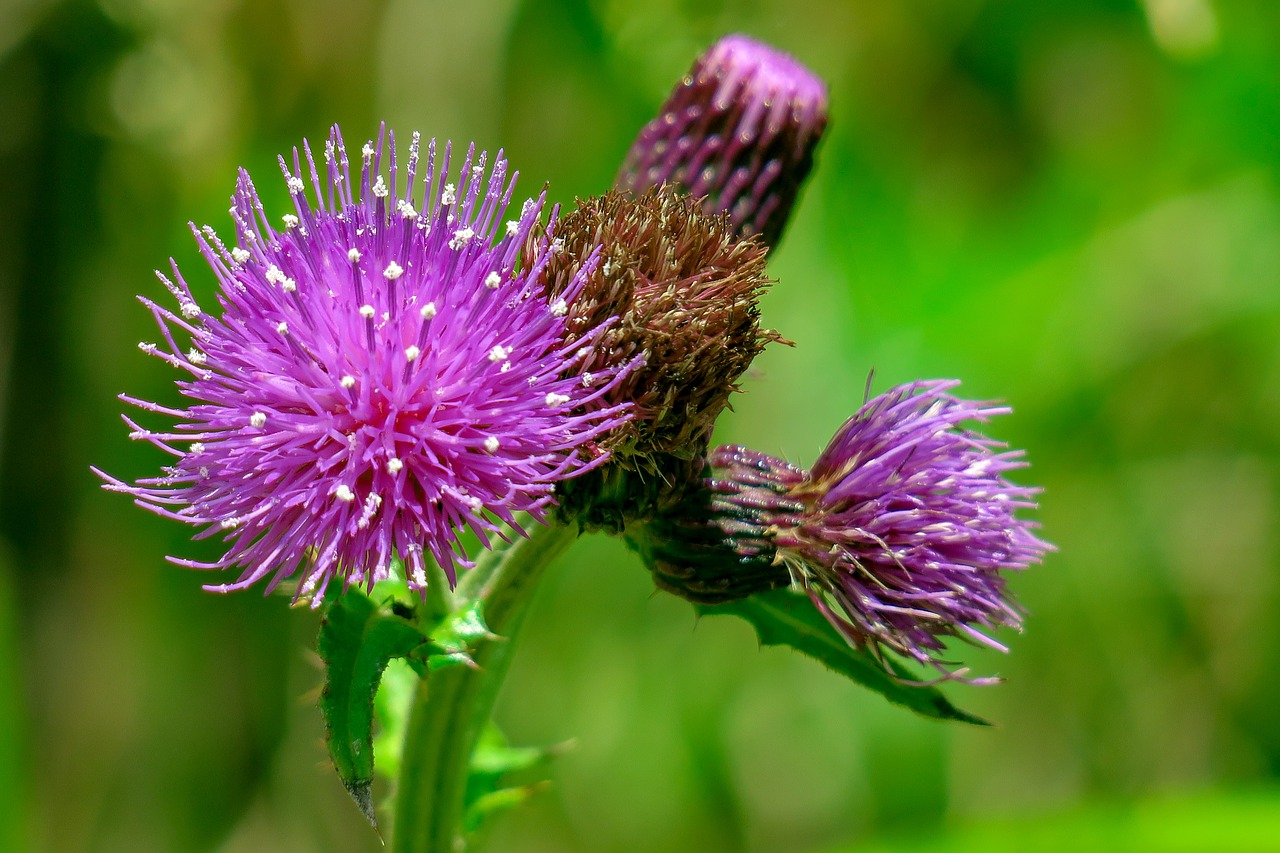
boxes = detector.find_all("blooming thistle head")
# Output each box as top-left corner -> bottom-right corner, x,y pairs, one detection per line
95,125 -> 632,603
636,381 -> 1052,682
535,187 -> 783,531
616,33 -> 828,247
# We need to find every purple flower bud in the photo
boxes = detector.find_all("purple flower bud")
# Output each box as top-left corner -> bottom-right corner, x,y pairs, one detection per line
636,381 -> 1052,682
616,34 -> 828,247
96,125 -> 633,603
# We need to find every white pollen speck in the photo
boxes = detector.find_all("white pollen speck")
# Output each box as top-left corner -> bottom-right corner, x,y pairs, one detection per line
281,278 -> 296,293
449,227 -> 474,250
361,142 -> 374,163
250,411 -> 267,428
386,457 -> 404,474
282,213 -> 300,228
603,259 -> 614,276
488,345 -> 510,362
335,484 -> 356,503
545,392 -> 571,407
286,176 -> 304,194
231,247 -> 251,264
483,436 -> 500,452
549,299 -> 567,316
179,302 -> 200,319
372,176 -> 388,198
340,375 -> 356,388
189,442 -> 205,455
347,247 -> 362,263
550,238 -> 565,255
404,345 -> 421,362
965,459 -> 992,477
359,304 -> 376,318
500,361 -> 511,373
441,184 -> 457,206
420,302 -> 437,319
188,349 -> 207,365
383,261 -> 404,280
582,372 -> 594,387
276,321 -> 289,335
397,199 -> 418,219
505,220 -> 520,237
265,265 -> 286,285
576,346 -> 592,358
220,517 -> 241,530
138,342 -> 156,353
484,271 -> 501,289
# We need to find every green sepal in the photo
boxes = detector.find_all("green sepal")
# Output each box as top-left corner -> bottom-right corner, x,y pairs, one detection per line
318,588 -> 432,830
696,587 -> 989,725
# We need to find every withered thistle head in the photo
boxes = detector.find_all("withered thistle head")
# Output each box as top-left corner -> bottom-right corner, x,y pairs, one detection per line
538,187 -> 783,530
617,34 -> 829,247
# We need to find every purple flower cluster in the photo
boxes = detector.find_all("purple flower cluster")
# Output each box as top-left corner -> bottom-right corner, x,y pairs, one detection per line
681,381 -> 1051,681
97,126 -> 631,601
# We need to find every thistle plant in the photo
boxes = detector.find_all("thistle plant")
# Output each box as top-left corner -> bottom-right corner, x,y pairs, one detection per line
98,33 -> 1050,852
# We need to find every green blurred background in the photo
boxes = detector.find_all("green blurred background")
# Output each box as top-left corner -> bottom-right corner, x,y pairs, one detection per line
3,0 -> 1280,850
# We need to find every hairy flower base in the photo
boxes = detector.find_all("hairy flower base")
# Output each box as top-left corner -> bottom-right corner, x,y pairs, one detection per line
640,381 -> 1051,682
97,126 -> 632,602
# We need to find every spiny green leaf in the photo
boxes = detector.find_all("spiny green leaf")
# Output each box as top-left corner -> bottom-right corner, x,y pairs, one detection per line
418,600 -> 498,671
463,724 -> 565,838
696,587 -> 989,725
318,588 -> 431,829
463,784 -> 550,835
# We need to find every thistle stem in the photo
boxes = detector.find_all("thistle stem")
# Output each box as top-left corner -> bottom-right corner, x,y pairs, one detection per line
391,521 -> 577,853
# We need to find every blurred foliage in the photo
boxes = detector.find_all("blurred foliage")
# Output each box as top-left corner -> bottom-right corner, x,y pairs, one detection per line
2,0 -> 1279,850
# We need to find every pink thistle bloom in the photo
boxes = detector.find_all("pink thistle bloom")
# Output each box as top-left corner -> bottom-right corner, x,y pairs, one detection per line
96,126 -> 632,602
641,381 -> 1051,682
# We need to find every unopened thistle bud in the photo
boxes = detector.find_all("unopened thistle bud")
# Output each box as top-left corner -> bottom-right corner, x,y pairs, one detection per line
616,33 -> 828,247
539,187 -> 784,531
634,381 -> 1053,682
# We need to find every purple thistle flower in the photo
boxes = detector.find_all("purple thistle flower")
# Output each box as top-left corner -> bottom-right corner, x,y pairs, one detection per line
638,381 -> 1051,682
616,33 -> 828,247
96,125 -> 632,602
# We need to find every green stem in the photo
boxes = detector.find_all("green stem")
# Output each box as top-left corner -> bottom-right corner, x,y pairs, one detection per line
392,521 -> 577,853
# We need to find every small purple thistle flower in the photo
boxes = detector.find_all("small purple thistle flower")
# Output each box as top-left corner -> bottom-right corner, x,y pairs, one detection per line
96,125 -> 632,602
616,33 -> 828,247
640,381 -> 1051,682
